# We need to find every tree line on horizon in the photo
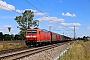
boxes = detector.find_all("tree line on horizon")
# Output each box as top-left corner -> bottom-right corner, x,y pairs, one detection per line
0,31 -> 89,41
0,32 -> 25,41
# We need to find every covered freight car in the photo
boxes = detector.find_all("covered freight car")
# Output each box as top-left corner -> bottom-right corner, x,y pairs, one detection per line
50,32 -> 61,43
61,35 -> 72,41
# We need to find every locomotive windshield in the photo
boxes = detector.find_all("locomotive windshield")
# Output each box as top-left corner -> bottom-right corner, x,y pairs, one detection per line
27,30 -> 37,34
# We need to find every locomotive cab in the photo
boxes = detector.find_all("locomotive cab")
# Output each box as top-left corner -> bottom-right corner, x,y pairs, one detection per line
25,28 -> 39,46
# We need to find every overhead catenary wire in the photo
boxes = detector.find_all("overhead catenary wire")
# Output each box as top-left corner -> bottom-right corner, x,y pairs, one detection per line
36,0 -> 55,18
36,0 -> 49,14
2,0 -> 73,33
36,0 -> 56,23
36,0 -> 71,32
9,0 -> 50,27
9,0 -> 24,9
36,0 -> 62,31
25,0 -> 47,16
36,0 -> 75,32
1,0 -> 48,27
52,23 -> 74,37
24,0 -> 51,27
0,0 -> 49,29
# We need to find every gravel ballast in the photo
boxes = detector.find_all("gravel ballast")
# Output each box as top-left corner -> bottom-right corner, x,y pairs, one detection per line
19,43 -> 70,60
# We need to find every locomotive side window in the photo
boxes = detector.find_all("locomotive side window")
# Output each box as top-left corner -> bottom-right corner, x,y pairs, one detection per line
27,30 -> 37,34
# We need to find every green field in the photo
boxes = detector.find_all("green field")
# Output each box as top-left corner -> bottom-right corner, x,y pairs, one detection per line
0,40 -> 27,51
58,40 -> 90,60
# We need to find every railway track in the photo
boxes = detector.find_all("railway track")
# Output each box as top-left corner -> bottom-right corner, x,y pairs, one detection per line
0,47 -> 28,55
0,41 -> 71,60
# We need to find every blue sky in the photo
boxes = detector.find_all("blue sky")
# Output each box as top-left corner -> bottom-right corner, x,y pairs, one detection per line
0,0 -> 90,38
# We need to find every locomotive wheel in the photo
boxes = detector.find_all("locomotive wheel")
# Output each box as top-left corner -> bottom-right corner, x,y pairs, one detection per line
33,43 -> 37,47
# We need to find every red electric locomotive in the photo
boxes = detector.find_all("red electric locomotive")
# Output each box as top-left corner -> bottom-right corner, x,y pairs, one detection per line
25,28 -> 51,47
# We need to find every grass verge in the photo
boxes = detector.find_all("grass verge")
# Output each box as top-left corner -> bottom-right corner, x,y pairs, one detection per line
58,40 -> 90,60
0,40 -> 27,51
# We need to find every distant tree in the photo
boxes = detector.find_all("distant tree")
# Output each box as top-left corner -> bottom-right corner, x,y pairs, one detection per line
3,34 -> 11,40
83,36 -> 86,39
3,34 -> 14,41
14,34 -> 21,40
0,32 -> 3,41
15,10 -> 38,40
77,37 -> 81,40
82,36 -> 89,42
10,34 -> 14,40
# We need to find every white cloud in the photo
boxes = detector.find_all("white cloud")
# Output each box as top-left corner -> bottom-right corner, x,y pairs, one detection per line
0,0 -> 15,11
36,16 -> 64,23
87,26 -> 90,30
69,27 -> 79,30
0,26 -> 4,30
57,26 -> 79,30
57,26 -> 63,28
35,12 -> 48,16
61,23 -> 81,26
25,9 -> 37,12
3,25 -> 12,28
0,24 -> 14,31
80,34 -> 88,38
62,12 -> 76,17
0,24 -> 15,34
16,9 -> 37,13
48,24 -> 53,27
16,9 -> 48,16
16,9 -> 24,13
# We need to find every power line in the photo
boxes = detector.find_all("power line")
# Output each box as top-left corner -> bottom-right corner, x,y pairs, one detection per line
25,0 -> 46,16
24,0 -> 51,27
36,0 -> 49,13
36,0 -> 57,30
25,0 -> 63,30
0,0 -> 48,29
25,0 -> 73,32
36,0 -> 58,26
36,0 -> 65,31
52,26 -> 59,31
9,0 -> 24,9
10,0 -> 50,27
36,0 -> 74,32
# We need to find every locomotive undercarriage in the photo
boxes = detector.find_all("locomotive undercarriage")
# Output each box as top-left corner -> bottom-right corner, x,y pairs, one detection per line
25,40 -> 37,47
25,40 -> 51,47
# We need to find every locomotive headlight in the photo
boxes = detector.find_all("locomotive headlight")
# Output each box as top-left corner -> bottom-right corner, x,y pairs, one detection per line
33,36 -> 36,38
26,36 -> 30,38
